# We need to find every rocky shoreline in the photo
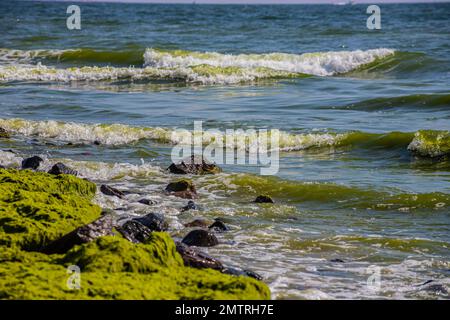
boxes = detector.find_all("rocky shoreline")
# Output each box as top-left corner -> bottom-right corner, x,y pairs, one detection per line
0,150 -> 271,299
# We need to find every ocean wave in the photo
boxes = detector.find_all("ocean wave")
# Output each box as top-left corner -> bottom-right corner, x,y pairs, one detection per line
144,48 -> 395,77
0,118 -> 173,145
1,118 -> 449,158
0,48 -> 144,66
0,48 -> 67,65
0,117 -> 345,148
0,47 -> 395,84
0,63 -> 303,84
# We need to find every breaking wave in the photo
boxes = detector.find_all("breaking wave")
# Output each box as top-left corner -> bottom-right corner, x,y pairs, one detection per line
0,47 -> 395,84
143,48 -> 395,77
1,118 -> 449,158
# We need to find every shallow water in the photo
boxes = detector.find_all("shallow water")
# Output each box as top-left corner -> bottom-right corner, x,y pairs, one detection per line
0,2 -> 449,299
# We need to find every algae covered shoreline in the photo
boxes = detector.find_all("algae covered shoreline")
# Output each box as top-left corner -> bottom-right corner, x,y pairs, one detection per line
1,1 -> 449,300
0,168 -> 270,300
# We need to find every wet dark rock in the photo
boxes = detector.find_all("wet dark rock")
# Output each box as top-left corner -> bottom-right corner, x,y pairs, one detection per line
420,283 -> 448,295
133,212 -> 168,232
254,195 -> 274,203
21,156 -> 44,170
48,162 -> 78,176
208,220 -> 229,232
182,229 -> 219,247
165,179 -> 198,199
181,200 -> 198,212
168,154 -> 221,175
116,220 -> 152,243
93,140 -> 101,145
176,242 -> 223,270
43,215 -> 115,254
100,184 -> 125,199
138,198 -> 158,206
330,258 -> 345,263
221,267 -> 263,281
0,127 -> 10,138
184,219 -> 211,228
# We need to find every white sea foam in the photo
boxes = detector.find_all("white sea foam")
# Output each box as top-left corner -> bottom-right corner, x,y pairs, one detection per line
0,150 -> 23,167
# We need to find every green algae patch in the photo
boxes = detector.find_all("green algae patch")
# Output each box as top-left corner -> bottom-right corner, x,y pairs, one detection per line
0,169 -> 101,250
0,234 -> 270,300
62,234 -> 183,273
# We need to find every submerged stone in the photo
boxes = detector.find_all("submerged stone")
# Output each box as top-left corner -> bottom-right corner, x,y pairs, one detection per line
330,258 -> 345,263
168,154 -> 221,175
100,184 -> 125,198
165,179 -> 198,199
181,200 -> 198,212
21,156 -> 44,170
182,229 -> 219,247
0,127 -> 10,138
254,195 -> 274,203
208,220 -> 229,232
138,198 -> 158,206
48,162 -> 78,176
133,212 -> 168,232
184,219 -> 210,228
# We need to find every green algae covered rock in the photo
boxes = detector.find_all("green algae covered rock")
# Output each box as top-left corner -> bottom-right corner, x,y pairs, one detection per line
0,169 -> 101,250
0,168 -> 270,300
0,234 -> 270,300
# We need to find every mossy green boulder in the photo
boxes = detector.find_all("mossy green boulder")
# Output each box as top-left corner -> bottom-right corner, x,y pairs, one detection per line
0,169 -> 270,300
0,169 -> 101,250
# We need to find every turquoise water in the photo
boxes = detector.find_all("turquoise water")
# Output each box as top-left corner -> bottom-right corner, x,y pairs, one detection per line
0,1 -> 449,299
